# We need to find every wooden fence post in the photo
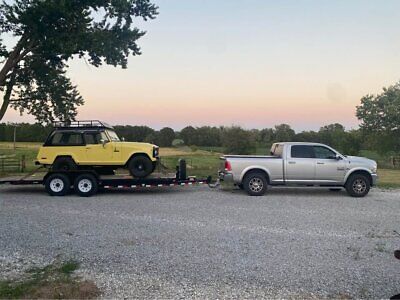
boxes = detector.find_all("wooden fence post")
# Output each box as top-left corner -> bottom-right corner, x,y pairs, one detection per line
21,155 -> 26,172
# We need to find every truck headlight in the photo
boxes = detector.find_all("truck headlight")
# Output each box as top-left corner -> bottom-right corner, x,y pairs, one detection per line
371,165 -> 377,173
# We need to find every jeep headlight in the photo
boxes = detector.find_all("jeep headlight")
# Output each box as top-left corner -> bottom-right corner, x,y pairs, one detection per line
153,146 -> 159,158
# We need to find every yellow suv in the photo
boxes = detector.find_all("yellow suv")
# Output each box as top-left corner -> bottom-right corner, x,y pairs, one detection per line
36,121 -> 159,177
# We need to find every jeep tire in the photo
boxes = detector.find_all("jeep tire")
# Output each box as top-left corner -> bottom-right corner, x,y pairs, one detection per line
52,157 -> 77,172
128,155 -> 153,178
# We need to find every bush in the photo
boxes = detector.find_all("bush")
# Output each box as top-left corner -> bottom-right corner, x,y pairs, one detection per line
221,126 -> 256,154
172,139 -> 185,147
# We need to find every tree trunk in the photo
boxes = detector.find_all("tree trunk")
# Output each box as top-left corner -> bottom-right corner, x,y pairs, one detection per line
0,71 -> 17,121
0,35 -> 30,122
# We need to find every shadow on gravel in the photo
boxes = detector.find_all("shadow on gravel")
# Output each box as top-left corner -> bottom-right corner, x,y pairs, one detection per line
221,186 -> 353,197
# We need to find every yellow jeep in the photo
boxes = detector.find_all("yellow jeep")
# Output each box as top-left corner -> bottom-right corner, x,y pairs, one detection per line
36,121 -> 159,177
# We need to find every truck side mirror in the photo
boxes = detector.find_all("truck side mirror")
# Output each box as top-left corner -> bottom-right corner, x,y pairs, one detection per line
121,137 -> 125,142
335,154 -> 342,160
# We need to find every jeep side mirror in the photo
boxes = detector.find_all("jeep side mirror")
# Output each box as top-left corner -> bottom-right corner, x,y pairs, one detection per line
100,139 -> 107,147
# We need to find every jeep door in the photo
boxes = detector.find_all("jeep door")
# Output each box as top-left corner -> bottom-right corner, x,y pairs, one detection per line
84,132 -> 115,165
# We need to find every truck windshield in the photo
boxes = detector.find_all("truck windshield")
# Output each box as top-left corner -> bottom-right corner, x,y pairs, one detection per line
106,130 -> 121,142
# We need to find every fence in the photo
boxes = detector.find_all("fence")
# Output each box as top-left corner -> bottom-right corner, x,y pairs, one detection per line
390,156 -> 400,168
0,155 -> 26,173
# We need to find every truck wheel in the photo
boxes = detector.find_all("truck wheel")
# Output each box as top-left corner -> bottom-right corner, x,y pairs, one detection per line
243,172 -> 267,196
74,174 -> 98,197
345,174 -> 370,197
128,155 -> 153,178
52,157 -> 77,172
45,173 -> 71,196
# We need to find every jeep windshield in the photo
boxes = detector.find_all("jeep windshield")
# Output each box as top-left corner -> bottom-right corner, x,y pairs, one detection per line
106,130 -> 121,142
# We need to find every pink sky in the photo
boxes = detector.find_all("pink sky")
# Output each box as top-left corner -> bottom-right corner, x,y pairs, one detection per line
2,0 -> 400,131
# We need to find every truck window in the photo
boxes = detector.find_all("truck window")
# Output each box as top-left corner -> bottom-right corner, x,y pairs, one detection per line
313,146 -> 336,159
291,145 -> 314,158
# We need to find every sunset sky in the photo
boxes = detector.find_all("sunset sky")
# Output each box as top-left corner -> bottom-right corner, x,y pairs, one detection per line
2,0 -> 400,131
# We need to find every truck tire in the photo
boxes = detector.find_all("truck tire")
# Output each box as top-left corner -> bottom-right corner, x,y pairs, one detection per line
52,157 -> 77,172
74,174 -> 98,197
345,174 -> 370,197
243,171 -> 267,196
45,173 -> 71,196
128,155 -> 153,178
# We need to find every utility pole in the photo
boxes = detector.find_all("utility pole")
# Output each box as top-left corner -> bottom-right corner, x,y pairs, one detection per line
11,123 -> 18,151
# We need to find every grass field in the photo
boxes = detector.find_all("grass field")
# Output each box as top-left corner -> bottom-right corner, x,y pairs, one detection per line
0,142 -> 399,188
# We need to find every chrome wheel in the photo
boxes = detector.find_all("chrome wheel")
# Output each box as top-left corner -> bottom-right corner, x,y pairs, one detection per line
352,179 -> 367,194
78,179 -> 92,193
249,177 -> 264,193
50,178 -> 64,193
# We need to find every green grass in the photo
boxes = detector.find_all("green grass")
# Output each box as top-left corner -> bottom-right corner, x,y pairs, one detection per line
0,260 -> 99,299
0,142 -> 41,174
160,154 -> 220,178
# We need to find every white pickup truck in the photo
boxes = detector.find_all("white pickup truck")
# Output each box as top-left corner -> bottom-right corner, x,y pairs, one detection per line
219,142 -> 378,197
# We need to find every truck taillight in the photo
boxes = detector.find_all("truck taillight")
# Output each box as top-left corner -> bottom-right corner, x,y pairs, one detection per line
225,160 -> 232,171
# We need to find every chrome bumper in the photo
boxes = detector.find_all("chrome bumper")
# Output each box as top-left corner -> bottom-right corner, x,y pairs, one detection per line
371,173 -> 378,186
219,171 -> 234,184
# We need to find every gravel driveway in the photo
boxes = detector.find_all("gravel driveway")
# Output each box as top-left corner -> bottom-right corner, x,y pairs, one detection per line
1,185 -> 400,298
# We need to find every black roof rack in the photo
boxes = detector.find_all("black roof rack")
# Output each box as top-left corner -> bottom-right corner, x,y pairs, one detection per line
53,120 -> 114,130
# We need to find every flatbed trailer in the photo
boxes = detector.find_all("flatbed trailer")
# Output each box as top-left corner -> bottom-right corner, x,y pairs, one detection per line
0,161 -> 212,197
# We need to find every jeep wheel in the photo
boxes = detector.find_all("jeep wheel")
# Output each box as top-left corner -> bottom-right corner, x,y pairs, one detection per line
128,155 -> 153,178
45,173 -> 71,196
345,174 -> 370,197
243,171 -> 267,196
52,157 -> 77,172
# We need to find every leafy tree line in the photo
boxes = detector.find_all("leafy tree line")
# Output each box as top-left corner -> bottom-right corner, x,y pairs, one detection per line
0,122 -> 385,156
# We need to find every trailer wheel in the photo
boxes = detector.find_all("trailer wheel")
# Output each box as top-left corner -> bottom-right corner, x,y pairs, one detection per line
74,174 -> 98,197
243,171 -> 267,196
45,173 -> 71,196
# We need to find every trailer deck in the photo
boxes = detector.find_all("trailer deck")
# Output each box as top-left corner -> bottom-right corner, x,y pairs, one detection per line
0,162 -> 212,197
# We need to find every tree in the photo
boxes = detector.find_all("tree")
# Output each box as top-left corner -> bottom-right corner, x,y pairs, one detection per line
274,124 -> 295,142
0,0 -> 158,123
356,81 -> 400,152
221,126 -> 256,154
180,126 -> 198,145
157,127 -> 175,147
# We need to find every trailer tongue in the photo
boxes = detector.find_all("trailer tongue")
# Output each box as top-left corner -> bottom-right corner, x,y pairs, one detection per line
0,160 -> 212,197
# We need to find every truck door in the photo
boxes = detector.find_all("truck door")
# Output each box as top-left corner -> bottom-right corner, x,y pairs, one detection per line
285,145 -> 315,183
313,145 -> 346,184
